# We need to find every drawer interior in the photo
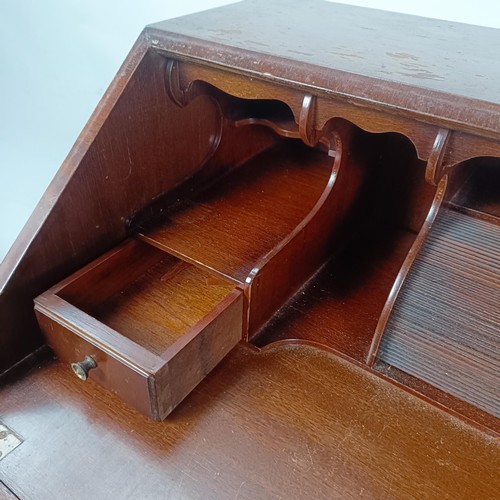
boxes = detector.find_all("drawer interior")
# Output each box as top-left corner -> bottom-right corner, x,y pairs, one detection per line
57,240 -> 236,356
35,238 -> 243,419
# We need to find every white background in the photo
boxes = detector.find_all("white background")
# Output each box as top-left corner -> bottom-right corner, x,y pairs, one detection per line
1,0 -> 499,262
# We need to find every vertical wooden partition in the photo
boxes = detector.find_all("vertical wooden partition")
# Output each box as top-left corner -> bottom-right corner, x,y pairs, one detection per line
251,130 -> 436,361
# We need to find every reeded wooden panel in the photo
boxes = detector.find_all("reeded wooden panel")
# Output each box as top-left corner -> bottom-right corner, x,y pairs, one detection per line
378,209 -> 500,416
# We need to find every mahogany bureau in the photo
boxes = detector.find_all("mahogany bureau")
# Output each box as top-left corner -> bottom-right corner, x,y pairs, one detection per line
1,1 -> 499,498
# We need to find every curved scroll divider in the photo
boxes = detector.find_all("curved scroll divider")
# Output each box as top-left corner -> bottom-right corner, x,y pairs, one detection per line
164,59 -> 224,174
299,95 -> 318,147
177,60 -> 304,121
234,94 -> 319,144
165,59 -> 200,107
210,91 -> 300,140
425,128 -> 451,186
243,121 -> 361,337
166,58 -> 227,109
365,175 -> 448,366
364,127 -> 451,361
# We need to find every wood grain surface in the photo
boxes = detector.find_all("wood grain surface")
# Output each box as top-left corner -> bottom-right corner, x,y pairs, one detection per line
139,140 -> 332,284
374,359 -> 500,434
34,237 -> 244,419
253,230 -> 416,361
177,61 -> 500,165
148,0 -> 500,139
62,246 -> 235,356
34,312 -> 156,418
1,2 -> 499,492
252,131 -> 434,359
1,343 -> 499,499
0,44 -> 222,372
151,0 -> 500,104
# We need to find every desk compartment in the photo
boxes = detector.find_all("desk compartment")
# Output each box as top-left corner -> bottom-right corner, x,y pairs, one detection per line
34,239 -> 243,419
376,158 -> 500,419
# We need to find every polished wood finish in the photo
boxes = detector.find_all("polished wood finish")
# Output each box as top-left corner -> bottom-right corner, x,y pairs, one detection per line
252,132 -> 434,358
2,1 -> 499,374
0,46 -> 222,371
1,345 -> 499,499
34,239 -> 243,419
1,0 -> 500,495
139,140 -> 332,284
150,1 -> 500,139
57,241 -> 236,354
176,60 -> 500,165
374,359 -> 500,434
253,230 -> 415,360
34,312 -> 155,417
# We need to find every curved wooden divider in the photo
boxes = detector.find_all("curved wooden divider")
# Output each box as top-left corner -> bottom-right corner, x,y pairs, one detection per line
366,175 -> 448,366
244,121 -> 363,337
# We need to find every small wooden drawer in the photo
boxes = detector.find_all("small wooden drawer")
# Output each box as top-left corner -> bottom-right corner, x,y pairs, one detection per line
34,239 -> 243,420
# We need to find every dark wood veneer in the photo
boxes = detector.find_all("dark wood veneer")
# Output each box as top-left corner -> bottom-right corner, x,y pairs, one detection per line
138,140 -> 333,284
1,1 -> 499,496
34,239 -> 243,419
1,345 -> 499,499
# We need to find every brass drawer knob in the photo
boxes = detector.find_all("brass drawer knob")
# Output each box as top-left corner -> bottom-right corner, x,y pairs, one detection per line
71,356 -> 97,381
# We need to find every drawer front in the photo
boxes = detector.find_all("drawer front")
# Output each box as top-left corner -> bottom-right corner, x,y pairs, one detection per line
35,311 -> 155,419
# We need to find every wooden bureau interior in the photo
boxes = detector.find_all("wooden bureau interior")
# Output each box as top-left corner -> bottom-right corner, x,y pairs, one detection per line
30,56 -> 498,425
1,2 -> 499,496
